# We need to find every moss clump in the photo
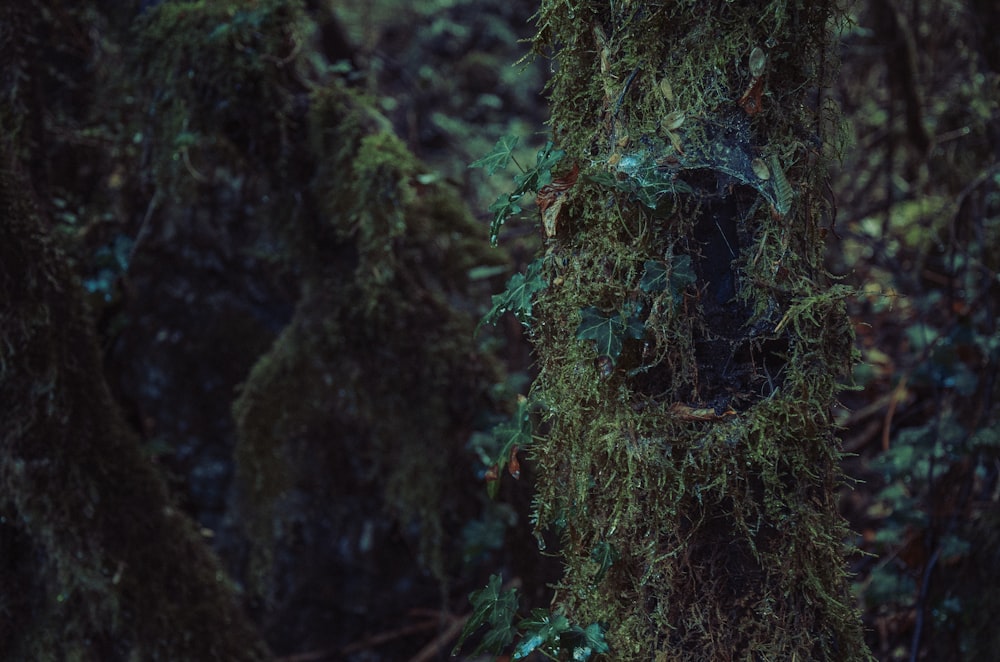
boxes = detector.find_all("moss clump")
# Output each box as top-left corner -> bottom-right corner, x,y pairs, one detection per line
230,80 -> 504,643
521,1 -> 871,659
126,0 -> 309,197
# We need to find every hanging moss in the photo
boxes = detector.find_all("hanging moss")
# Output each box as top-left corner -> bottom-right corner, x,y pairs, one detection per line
100,0 -> 507,650
522,1 -> 871,659
126,0 -> 309,197
229,78 -> 506,648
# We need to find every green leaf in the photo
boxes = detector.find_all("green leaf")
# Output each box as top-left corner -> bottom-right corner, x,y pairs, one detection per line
488,193 -> 523,246
623,302 -> 645,340
669,253 -> 697,309
576,305 -> 645,362
453,574 -> 519,657
568,623 -> 610,660
485,396 -> 534,498
590,540 -> 620,583
470,135 -> 519,175
536,141 -> 566,173
514,609 -> 571,659
479,259 -> 548,330
640,260 -> 668,293
577,307 -> 625,359
511,141 -> 565,197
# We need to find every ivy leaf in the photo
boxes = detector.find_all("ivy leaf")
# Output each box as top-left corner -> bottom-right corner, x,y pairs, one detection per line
470,135 -> 519,175
453,574 -> 519,657
566,623 -> 611,660
485,395 -> 534,498
512,141 -> 565,196
479,259 -> 547,330
640,260 -> 668,293
590,540 -> 620,583
577,307 -> 624,359
642,254 -> 696,310
488,193 -> 523,246
514,609 -> 571,659
623,302 -> 645,341
576,305 -> 645,362
669,254 -> 697,309
536,141 -> 566,172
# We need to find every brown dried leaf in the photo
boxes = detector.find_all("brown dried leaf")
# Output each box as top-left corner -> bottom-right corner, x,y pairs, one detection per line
669,403 -> 737,421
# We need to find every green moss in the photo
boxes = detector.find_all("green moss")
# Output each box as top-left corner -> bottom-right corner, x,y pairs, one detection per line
128,0 -> 308,194
231,80 -> 503,605
521,1 -> 871,659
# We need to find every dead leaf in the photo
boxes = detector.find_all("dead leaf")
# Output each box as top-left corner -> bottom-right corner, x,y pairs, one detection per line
664,109 -> 685,130
508,445 -> 521,479
669,402 -> 737,421
658,77 -> 674,102
542,195 -> 566,238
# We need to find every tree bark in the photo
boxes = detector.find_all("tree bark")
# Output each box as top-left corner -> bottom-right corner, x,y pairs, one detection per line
525,1 -> 872,659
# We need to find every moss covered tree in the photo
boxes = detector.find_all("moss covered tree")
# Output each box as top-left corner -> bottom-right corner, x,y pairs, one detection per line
507,1 -> 873,659
2,0 -> 506,657
0,158 -> 273,660
0,3 -> 274,658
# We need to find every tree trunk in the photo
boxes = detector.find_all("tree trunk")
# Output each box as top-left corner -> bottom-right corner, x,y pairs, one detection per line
229,82 -> 505,654
0,161 -> 272,660
526,1 -> 872,659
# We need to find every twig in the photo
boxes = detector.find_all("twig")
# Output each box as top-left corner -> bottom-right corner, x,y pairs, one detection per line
881,373 -> 909,451
408,612 -> 469,662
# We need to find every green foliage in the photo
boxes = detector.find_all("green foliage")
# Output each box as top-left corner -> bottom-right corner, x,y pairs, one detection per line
514,141 -> 565,193
470,134 -> 520,175
513,611 -> 610,661
567,622 -> 611,660
479,258 -> 548,330
640,254 -> 696,310
454,574 -> 519,657
769,154 -> 794,217
469,395 -> 534,498
590,540 -> 620,583
575,303 -> 645,363
514,609 -> 571,659
454,575 -> 609,661
486,193 -> 524,243
470,135 -> 565,245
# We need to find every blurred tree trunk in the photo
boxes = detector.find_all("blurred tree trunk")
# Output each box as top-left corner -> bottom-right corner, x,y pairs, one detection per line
1,3 -> 270,658
0,160 -> 272,660
525,1 -> 872,659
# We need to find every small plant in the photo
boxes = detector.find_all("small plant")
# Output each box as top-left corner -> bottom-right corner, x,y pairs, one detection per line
575,304 -> 645,365
478,258 -> 548,332
467,135 -> 612,658
469,135 -> 565,246
573,253 -> 697,367
469,395 -> 535,499
453,573 -> 610,660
